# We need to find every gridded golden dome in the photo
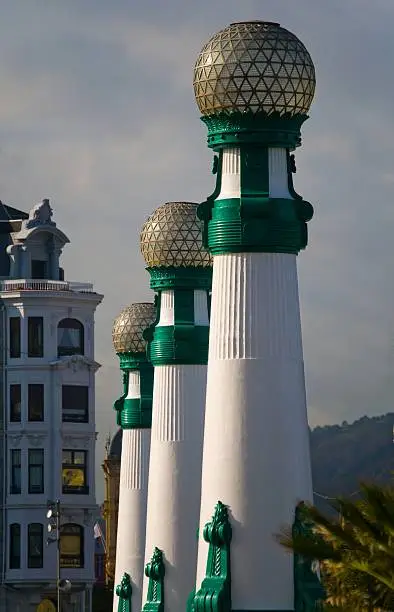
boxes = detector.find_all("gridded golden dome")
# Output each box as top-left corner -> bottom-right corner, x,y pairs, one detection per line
140,201 -> 212,268
193,21 -> 315,117
112,302 -> 156,354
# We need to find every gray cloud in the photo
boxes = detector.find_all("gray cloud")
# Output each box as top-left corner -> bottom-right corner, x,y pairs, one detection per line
2,0 -> 394,499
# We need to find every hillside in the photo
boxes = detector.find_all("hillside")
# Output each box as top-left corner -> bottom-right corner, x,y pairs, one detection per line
310,412 -> 394,513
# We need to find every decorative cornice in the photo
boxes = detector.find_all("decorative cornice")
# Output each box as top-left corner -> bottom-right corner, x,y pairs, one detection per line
202,110 -> 308,150
26,433 -> 47,447
61,433 -> 92,448
50,354 -> 101,373
147,267 -> 212,291
8,432 -> 25,447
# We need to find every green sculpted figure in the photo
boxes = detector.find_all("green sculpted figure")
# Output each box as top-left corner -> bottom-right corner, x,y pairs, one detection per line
115,572 -> 132,612
191,500 -> 232,612
142,547 -> 165,612
293,502 -> 326,611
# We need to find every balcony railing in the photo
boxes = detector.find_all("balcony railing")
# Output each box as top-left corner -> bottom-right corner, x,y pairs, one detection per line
0,279 -> 94,293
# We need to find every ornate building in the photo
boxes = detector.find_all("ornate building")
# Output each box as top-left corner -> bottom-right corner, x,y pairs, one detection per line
102,429 -> 121,586
0,198 -> 102,611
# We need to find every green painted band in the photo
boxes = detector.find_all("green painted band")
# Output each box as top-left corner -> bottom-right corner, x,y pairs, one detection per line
118,352 -> 149,370
114,362 -> 154,429
121,397 -> 152,429
148,267 -> 212,291
202,111 -> 308,150
198,197 -> 313,255
148,325 -> 209,365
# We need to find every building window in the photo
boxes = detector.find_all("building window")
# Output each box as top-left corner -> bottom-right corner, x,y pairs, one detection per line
28,317 -> 44,358
62,450 -> 88,494
28,523 -> 43,568
62,386 -> 88,423
9,317 -> 21,358
60,523 -> 84,568
9,523 -> 21,569
57,318 -> 84,357
10,450 -> 21,494
10,384 -> 21,422
28,449 -> 44,494
31,259 -> 47,279
28,384 -> 44,422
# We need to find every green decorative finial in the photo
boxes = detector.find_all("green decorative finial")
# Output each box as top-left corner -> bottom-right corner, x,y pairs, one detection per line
142,547 -> 165,612
190,501 -> 232,612
293,502 -> 326,611
115,572 -> 132,612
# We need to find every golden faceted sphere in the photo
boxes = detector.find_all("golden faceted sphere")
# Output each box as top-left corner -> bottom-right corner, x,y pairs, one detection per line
193,21 -> 315,117
140,201 -> 212,268
112,302 -> 156,354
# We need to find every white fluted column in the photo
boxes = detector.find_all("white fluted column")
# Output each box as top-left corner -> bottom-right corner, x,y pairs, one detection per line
113,371 -> 151,612
142,364 -> 207,612
195,252 -> 312,611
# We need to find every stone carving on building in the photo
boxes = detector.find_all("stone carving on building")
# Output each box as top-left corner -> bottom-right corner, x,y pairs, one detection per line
26,433 -> 46,447
24,199 -> 55,229
61,434 -> 91,449
8,432 -> 24,447
50,354 -> 101,373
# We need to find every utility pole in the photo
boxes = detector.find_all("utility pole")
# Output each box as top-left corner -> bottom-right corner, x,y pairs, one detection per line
47,499 -> 61,612
47,499 -> 71,612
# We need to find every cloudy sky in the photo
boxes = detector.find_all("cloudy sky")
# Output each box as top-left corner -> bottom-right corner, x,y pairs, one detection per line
2,0 -> 394,500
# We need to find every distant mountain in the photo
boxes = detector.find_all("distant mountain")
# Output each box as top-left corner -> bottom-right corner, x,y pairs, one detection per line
310,412 -> 394,514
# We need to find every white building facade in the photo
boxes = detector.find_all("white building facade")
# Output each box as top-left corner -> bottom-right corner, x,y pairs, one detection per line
0,199 -> 102,611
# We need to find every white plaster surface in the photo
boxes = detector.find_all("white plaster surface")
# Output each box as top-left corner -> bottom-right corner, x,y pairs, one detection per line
194,290 -> 209,326
195,253 -> 313,611
268,148 -> 292,199
218,147 -> 241,200
113,428 -> 151,612
126,370 -> 140,399
157,290 -> 175,326
143,365 -> 207,612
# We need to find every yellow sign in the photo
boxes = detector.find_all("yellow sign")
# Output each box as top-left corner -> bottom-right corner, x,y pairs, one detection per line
37,599 -> 56,612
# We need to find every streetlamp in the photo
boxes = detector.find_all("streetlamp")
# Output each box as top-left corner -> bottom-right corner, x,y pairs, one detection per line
47,500 -> 71,612
314,489 -> 360,523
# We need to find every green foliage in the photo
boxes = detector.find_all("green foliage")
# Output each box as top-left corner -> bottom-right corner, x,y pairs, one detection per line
278,483 -> 394,610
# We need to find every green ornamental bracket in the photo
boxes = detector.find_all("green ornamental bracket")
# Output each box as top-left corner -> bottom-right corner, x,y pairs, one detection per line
293,502 -> 326,612
115,572 -> 132,612
113,371 -> 129,427
113,358 -> 154,430
190,501 -> 232,612
142,547 -> 165,612
197,142 -> 313,255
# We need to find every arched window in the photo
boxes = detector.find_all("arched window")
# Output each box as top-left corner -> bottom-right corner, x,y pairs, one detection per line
9,523 -> 20,569
60,523 -> 84,568
57,318 -> 84,357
